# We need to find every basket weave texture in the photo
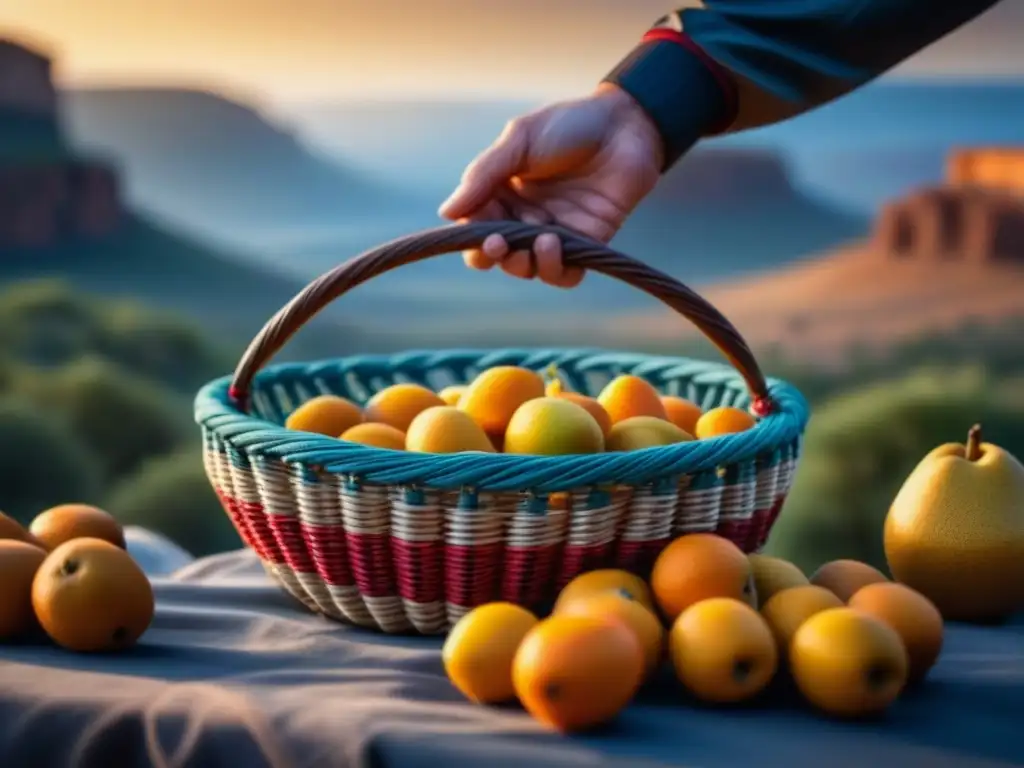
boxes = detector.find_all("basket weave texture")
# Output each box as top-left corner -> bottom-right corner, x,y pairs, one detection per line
196,349 -> 808,635
194,221 -> 810,635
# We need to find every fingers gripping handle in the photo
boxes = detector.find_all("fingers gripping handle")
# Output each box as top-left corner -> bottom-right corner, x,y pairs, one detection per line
228,222 -> 774,415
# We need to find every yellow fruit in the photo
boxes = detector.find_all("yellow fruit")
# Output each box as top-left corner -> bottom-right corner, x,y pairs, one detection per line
694,406 -> 757,439
0,539 -> 47,640
339,422 -> 406,450
32,537 -> 155,652
760,585 -> 844,653
556,589 -> 665,677
285,394 -> 363,436
605,415 -> 694,451
651,533 -> 754,622
554,569 -> 656,614
458,366 -> 545,435
670,597 -> 777,704
848,582 -> 944,683
884,423 -> 1024,623
552,392 -> 612,438
443,602 -> 539,704
597,375 -> 668,424
748,554 -> 809,604
661,396 -> 703,435
438,385 -> 467,406
29,504 -> 125,551
512,615 -> 644,732
364,384 -> 445,433
405,406 -> 495,454
809,559 -> 889,603
790,607 -> 908,718
503,397 -> 604,455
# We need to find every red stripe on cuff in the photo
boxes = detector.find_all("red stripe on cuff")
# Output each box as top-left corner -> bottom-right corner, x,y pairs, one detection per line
641,28 -> 738,133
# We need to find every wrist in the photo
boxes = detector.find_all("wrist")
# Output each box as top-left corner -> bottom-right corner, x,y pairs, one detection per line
592,83 -> 665,170
602,32 -> 737,171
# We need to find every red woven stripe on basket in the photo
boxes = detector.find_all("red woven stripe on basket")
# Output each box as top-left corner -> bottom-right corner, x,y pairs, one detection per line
215,490 -> 258,551
266,514 -> 316,574
715,518 -> 759,552
555,541 -> 616,590
501,543 -> 561,608
614,538 -> 671,579
390,539 -> 444,604
300,522 -> 355,588
345,532 -> 397,598
444,541 -> 504,608
239,500 -> 286,564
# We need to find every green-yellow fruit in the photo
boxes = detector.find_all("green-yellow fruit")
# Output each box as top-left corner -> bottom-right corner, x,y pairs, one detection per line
605,416 -> 694,452
504,397 -> 604,455
748,554 -> 809,604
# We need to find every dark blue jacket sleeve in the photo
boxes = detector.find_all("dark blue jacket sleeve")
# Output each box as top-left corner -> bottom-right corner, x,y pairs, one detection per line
604,0 -> 1003,169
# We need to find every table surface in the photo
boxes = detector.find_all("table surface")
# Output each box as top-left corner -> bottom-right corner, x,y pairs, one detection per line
1,538 -> 1022,768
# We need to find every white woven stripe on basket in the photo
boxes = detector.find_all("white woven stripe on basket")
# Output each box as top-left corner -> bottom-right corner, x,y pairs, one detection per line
389,489 -> 448,634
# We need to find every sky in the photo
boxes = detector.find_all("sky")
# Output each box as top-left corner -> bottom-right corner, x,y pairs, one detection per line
1,0 -> 1023,104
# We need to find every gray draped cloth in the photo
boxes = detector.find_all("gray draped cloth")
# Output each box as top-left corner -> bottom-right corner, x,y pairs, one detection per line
0,529 -> 1022,768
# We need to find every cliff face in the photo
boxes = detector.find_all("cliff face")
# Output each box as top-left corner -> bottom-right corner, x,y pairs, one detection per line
0,39 -> 123,249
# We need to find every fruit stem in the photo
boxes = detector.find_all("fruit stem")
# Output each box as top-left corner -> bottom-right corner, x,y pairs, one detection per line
965,423 -> 983,462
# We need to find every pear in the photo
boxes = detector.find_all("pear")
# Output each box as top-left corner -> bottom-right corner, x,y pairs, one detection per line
884,424 -> 1024,623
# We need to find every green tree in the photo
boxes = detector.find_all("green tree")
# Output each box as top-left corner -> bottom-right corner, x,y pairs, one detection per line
765,367 -> 1024,574
106,450 -> 242,557
0,397 -> 104,524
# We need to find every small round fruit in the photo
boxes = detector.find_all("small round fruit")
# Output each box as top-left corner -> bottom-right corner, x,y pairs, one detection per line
748,554 -> 809,604
443,602 -> 539,704
556,589 -> 665,677
458,366 -> 546,435
650,533 -> 754,622
694,406 -> 756,439
554,569 -> 656,614
761,585 -> 844,652
810,559 -> 889,603
339,422 -> 406,450
405,406 -> 495,454
605,416 -> 693,451
438,385 -> 467,406
284,394 -> 363,436
0,511 -> 43,547
661,396 -> 703,435
29,504 -> 126,551
848,582 -> 944,683
32,537 -> 155,652
513,615 -> 644,732
0,539 -> 48,640
503,397 -> 604,455
365,383 -> 446,432
670,597 -> 778,704
597,375 -> 667,424
790,607 -> 909,718
551,392 -> 613,438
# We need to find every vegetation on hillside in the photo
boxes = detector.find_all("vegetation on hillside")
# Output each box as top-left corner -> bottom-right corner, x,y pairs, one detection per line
0,276 -> 1020,570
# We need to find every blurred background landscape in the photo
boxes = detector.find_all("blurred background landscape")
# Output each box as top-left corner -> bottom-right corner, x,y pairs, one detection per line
0,0 -> 1022,572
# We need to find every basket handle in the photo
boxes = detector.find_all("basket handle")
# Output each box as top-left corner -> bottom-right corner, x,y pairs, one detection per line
228,221 -> 775,416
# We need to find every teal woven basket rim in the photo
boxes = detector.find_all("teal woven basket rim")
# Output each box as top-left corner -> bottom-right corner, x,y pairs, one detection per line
194,348 -> 810,493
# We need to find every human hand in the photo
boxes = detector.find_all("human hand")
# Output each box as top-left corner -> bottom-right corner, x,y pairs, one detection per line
438,83 -> 663,288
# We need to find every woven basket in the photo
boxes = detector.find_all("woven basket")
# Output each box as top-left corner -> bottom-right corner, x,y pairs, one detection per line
194,222 -> 810,635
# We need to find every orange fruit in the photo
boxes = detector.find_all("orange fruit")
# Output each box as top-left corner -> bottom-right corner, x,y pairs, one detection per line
556,589 -> 665,677
810,559 -> 889,603
760,585 -> 844,653
650,533 -> 754,622
661,396 -> 703,435
32,537 -> 154,652
29,504 -> 125,551
438,385 -> 467,406
405,406 -> 495,454
554,569 -> 656,614
848,582 -> 944,683
0,539 -> 48,640
694,406 -> 757,439
284,394 -> 363,436
790,607 -> 908,718
553,392 -> 612,438
503,398 -> 604,455
364,384 -> 446,432
339,422 -> 406,450
670,597 -> 777,703
597,375 -> 668,424
513,615 -> 644,732
0,511 -> 44,548
458,366 -> 545,435
443,602 -> 539,704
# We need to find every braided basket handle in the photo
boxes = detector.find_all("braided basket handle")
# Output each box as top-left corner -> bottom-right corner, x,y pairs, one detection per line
228,221 -> 774,416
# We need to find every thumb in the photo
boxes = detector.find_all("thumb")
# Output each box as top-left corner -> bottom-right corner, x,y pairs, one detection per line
439,119 -> 530,219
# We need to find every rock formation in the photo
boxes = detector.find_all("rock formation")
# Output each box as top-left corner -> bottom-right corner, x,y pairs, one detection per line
0,39 -> 123,249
